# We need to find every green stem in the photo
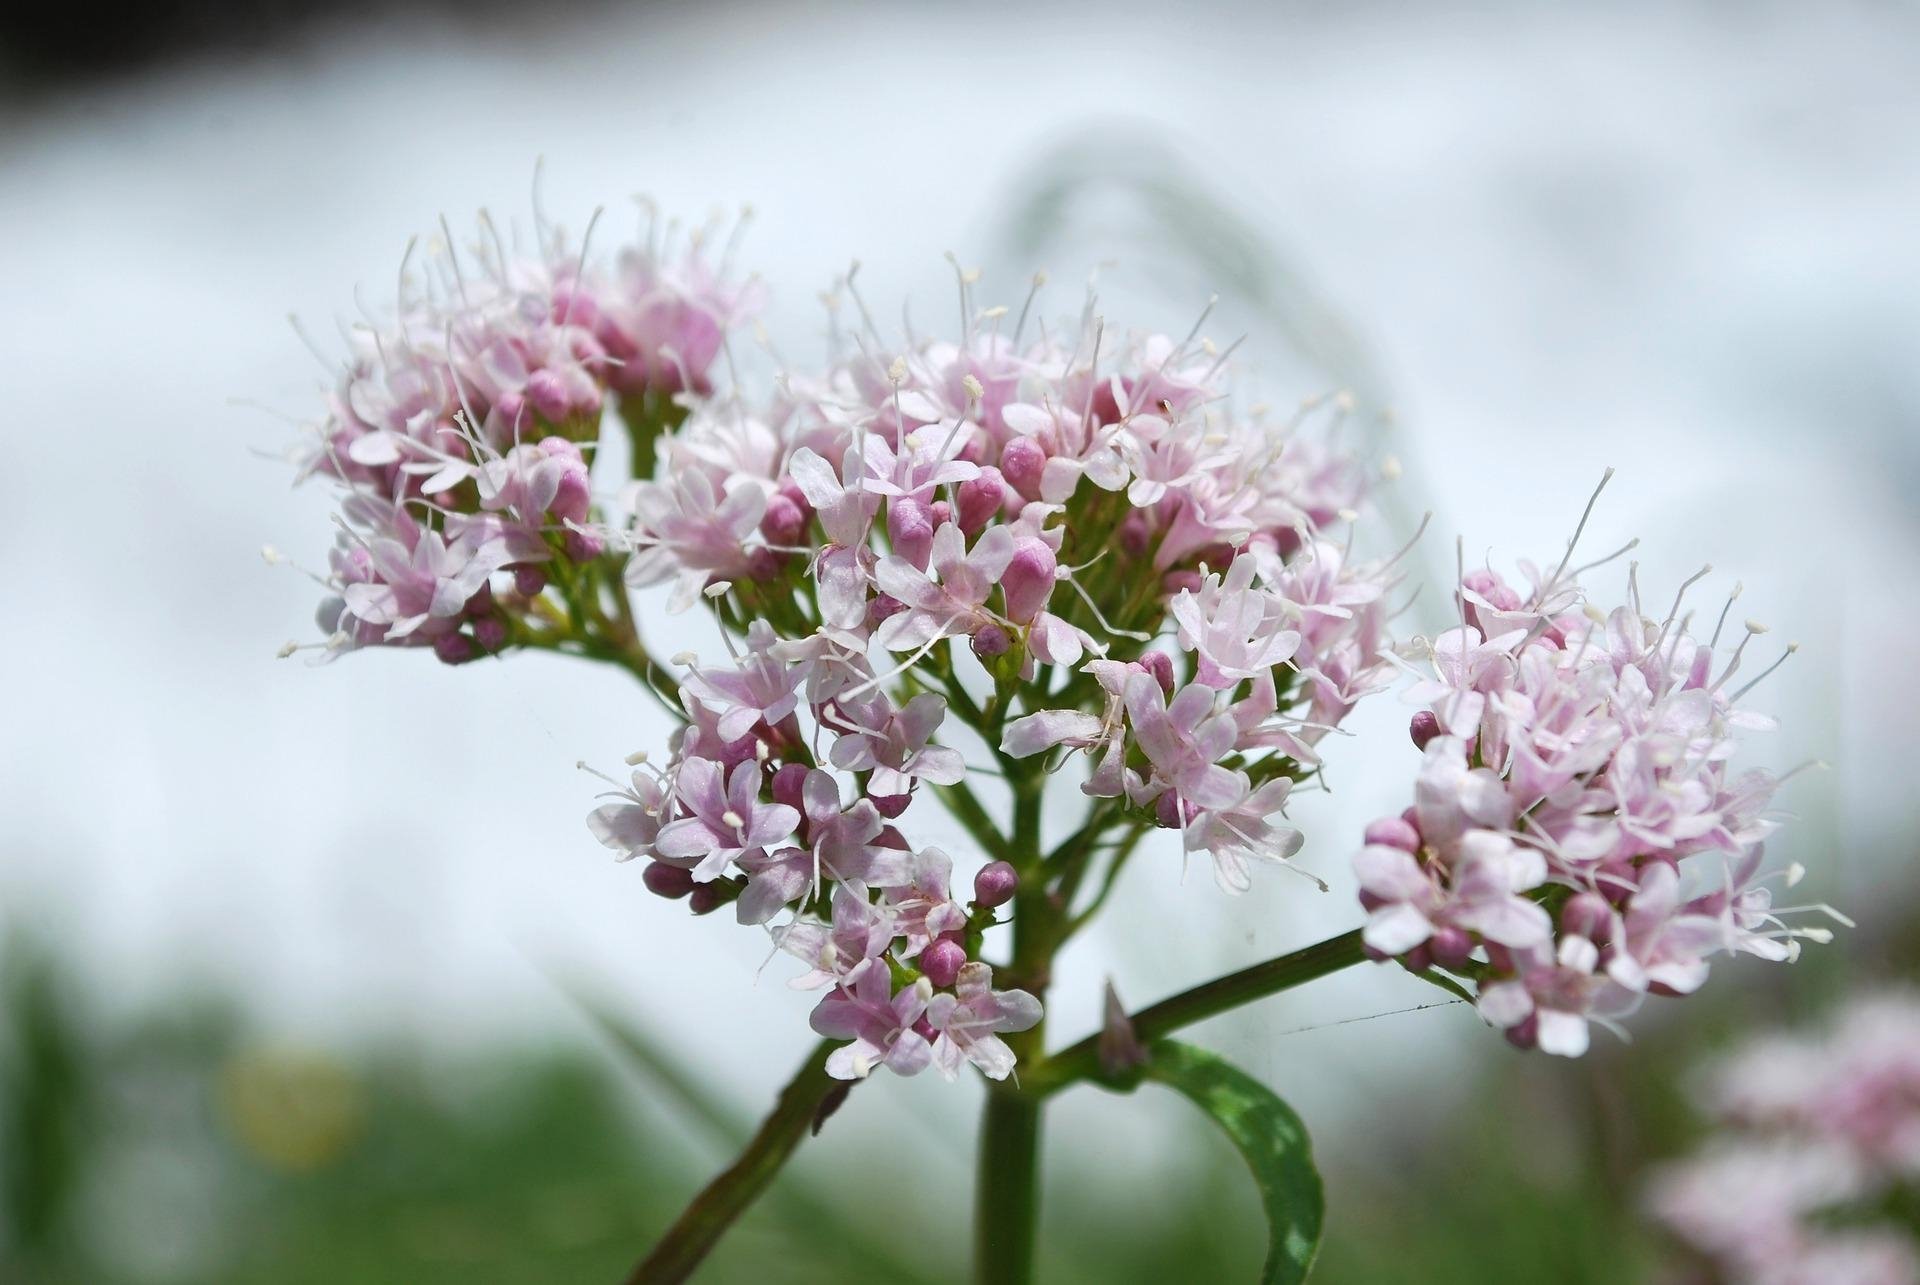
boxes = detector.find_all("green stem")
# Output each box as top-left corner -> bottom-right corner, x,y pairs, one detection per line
973,1089 -> 1044,1285
1031,928 -> 1368,1095
625,1040 -> 840,1284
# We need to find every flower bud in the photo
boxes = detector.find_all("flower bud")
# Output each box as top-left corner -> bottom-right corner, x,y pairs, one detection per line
876,825 -> 911,850
770,762 -> 808,811
643,861 -> 695,900
491,387 -> 528,431
869,594 -> 905,627
433,633 -> 477,666
921,939 -> 967,989
957,468 -> 1005,533
566,528 -> 607,562
1560,891 -> 1615,945
1120,510 -> 1150,556
1364,816 -> 1421,852
928,499 -> 952,527
688,883 -> 726,915
1139,650 -> 1177,697
871,793 -> 911,819
1403,944 -> 1434,973
761,492 -> 807,547
1000,436 -> 1047,500
550,285 -> 600,330
1503,1014 -> 1539,1050
1155,791 -> 1195,830
1163,569 -> 1203,596
973,861 -> 1018,908
1429,925 -> 1475,970
1409,710 -> 1442,750
971,624 -> 1012,658
745,546 -> 783,581
527,369 -> 574,423
887,497 -> 936,569
1002,538 -> 1057,624
513,566 -> 548,598
472,617 -> 508,653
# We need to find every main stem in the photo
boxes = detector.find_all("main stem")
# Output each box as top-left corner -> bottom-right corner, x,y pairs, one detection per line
974,1089 -> 1043,1283
972,771 -> 1054,1285
625,1040 -> 839,1284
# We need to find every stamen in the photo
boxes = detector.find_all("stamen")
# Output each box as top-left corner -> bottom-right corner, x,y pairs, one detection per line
1536,467 -> 1615,609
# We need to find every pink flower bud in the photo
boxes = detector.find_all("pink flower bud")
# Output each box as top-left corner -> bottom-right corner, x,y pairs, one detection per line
688,883 -> 726,915
1429,926 -> 1475,970
971,624 -> 1012,658
1155,791 -> 1195,829
770,763 -> 808,811
928,499 -> 952,527
1002,538 -> 1057,624
1138,651 -> 1176,697
1364,817 -> 1421,852
527,368 -> 574,422
776,479 -> 813,520
513,567 -> 548,598
745,546 -> 783,581
1163,569 -> 1203,596
876,825 -> 911,850
869,593 -> 905,627
493,389 -> 527,429
1560,891 -> 1615,945
550,285 -> 600,330
1409,711 -> 1442,749
1358,889 -> 1386,912
1403,944 -> 1433,973
434,633 -> 477,666
761,493 -> 806,546
1119,511 -> 1150,556
957,468 -> 1006,533
643,862 -> 695,900
973,861 -> 1018,908
551,469 -> 592,525
871,793 -> 911,819
1000,436 -> 1047,500
566,528 -> 607,562
921,939 -> 967,988
1503,1014 -> 1539,1050
888,498 -> 936,569
472,617 -> 507,652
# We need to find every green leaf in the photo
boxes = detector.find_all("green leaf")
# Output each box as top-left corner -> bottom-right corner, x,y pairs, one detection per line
1142,1041 -> 1324,1284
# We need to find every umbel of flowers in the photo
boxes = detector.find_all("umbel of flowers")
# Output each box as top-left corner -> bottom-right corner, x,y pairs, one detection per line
1350,501 -> 1833,1057
275,198 -> 1831,1284
1647,991 -> 1920,1284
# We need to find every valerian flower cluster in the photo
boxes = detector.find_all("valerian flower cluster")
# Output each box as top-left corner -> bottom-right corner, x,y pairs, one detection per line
1351,513 -> 1834,1056
280,205 -> 1828,1091
1646,992 -> 1920,1285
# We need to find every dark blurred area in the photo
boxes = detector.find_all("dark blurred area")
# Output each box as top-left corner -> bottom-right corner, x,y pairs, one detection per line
0,0 -> 559,92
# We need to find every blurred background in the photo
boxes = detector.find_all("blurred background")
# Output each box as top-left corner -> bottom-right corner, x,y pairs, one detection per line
2,1 -> 1917,1280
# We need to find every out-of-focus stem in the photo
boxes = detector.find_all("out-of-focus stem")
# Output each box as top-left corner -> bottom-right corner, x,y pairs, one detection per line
625,1040 -> 839,1284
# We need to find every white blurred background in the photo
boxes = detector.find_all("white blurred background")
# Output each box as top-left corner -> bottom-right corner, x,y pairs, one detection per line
2,0 -> 1916,1261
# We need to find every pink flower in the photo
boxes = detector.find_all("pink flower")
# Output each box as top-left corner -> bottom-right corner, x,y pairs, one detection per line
654,757 -> 799,882
623,467 -> 767,611
926,962 -> 1043,1081
585,769 -> 669,862
873,524 -> 1016,652
1169,557 -> 1301,689
826,693 -> 965,792
811,959 -> 935,1080
1123,674 -> 1246,810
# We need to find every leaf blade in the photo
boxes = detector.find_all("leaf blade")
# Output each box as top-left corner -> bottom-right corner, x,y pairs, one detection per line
1143,1040 -> 1324,1283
